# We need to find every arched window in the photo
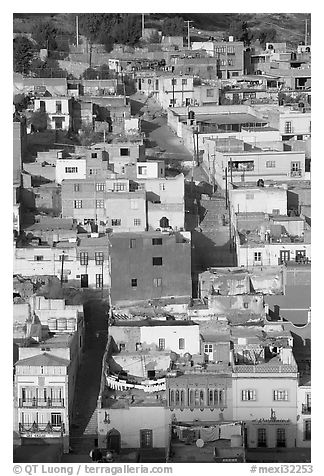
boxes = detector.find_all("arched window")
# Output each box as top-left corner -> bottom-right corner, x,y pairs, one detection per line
160,217 -> 169,228
175,390 -> 180,405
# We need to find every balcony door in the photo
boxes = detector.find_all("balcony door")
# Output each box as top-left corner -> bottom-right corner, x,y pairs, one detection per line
279,250 -> 290,264
140,429 -> 153,448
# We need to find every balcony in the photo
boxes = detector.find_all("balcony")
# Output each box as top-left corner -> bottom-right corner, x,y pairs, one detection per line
302,404 -> 311,415
19,398 -> 65,408
291,170 -> 302,177
19,422 -> 65,435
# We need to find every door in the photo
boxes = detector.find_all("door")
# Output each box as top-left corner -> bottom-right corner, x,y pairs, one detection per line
279,250 -> 290,264
276,428 -> 286,447
107,429 -> 121,454
138,79 -> 141,91
296,250 -> 306,263
81,274 -> 88,288
257,428 -> 267,447
140,429 -> 153,448
204,344 -> 213,362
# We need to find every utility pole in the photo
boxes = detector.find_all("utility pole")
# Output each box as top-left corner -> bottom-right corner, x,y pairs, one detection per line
185,20 -> 193,49
305,18 -> 308,46
60,252 -> 65,287
142,13 -> 145,39
76,15 -> 79,47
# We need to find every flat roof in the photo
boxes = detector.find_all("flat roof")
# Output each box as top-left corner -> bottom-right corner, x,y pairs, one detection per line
112,320 -> 198,327
195,113 -> 265,125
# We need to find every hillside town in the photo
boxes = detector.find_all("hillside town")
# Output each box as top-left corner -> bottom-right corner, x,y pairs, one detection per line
13,13 -> 311,465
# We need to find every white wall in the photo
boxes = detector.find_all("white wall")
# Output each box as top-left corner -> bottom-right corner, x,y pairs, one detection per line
296,386 -> 311,447
56,159 -> 87,184
98,406 -> 171,449
236,243 -> 311,267
140,325 -> 200,356
230,188 -> 287,215
137,162 -> 165,179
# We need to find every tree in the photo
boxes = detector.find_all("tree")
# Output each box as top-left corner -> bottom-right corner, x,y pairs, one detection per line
82,67 -> 98,80
113,14 -> 141,46
162,16 -> 185,36
29,110 -> 50,132
147,30 -> 161,44
13,36 -> 34,74
257,28 -> 277,48
31,21 -> 58,50
229,20 -> 253,46
13,94 -> 31,112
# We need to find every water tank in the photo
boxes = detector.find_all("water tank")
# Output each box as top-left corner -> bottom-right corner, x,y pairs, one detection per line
231,434 -> 243,447
48,318 -> 57,332
228,36 -> 234,42
66,318 -> 76,332
57,318 -> 67,332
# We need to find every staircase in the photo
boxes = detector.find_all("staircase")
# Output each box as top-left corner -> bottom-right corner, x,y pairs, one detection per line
193,196 -> 236,269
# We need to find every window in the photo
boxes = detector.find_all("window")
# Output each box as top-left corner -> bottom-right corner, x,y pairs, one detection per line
304,420 -> 311,441
51,413 -> 62,427
137,182 -> 145,190
241,390 -> 256,401
159,183 -> 166,191
111,219 -> 121,226
204,344 -> 213,353
130,199 -> 138,209
80,252 -> 88,265
158,338 -> 165,350
178,338 -> 185,350
152,238 -> 162,246
74,183 -> 80,192
207,389 -> 224,406
56,101 -> 62,113
130,239 -> 136,249
206,89 -> 214,97
91,152 -> 97,158
273,390 -> 288,401
120,148 -> 130,156
74,200 -> 82,209
119,343 -> 126,352
246,193 -> 254,200
257,428 -> 267,447
182,79 -> 187,86
95,252 -> 104,265
266,161 -> 276,168
254,252 -> 262,262
171,78 -> 177,86
243,302 -> 249,309
169,99 -> 176,106
96,200 -> 104,208
58,254 -> 68,261
228,59 -> 233,66
276,428 -> 286,447
153,278 -> 162,287
153,257 -> 163,266
284,121 -> 292,134
140,429 -> 153,449
34,255 -> 44,261
113,182 -> 126,191
227,46 -> 235,54
65,167 -> 78,173
96,183 -> 105,192
134,218 -> 141,226
138,166 -> 147,176
89,168 -> 98,175
39,100 -> 46,112
131,278 -> 137,287
291,161 -> 301,172
272,209 -> 280,215
96,274 -> 103,288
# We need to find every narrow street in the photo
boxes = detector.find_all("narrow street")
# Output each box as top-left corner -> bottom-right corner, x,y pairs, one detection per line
68,299 -> 108,457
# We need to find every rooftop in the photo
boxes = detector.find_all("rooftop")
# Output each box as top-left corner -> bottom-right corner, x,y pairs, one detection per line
15,352 -> 70,367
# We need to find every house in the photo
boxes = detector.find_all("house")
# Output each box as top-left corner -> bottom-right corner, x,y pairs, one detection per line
105,190 -> 147,232
13,299 -> 84,453
33,97 -> 73,131
191,40 -> 244,78
234,213 -> 311,267
95,139 -> 145,175
262,107 -> 311,141
13,233 -> 111,290
109,230 -> 192,307
231,325 -> 299,449
229,184 -> 288,216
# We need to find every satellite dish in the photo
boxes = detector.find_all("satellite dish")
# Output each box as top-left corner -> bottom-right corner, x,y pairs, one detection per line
196,439 -> 204,448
